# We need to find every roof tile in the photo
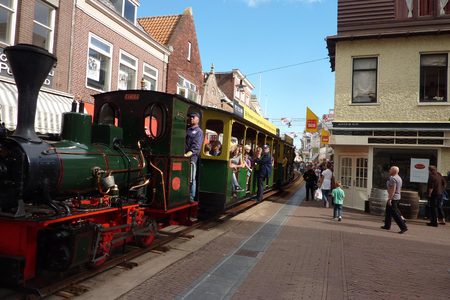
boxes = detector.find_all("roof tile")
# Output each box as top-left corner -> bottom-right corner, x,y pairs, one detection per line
138,15 -> 182,45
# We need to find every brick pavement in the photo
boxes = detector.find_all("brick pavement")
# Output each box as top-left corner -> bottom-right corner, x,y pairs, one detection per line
120,183 -> 450,300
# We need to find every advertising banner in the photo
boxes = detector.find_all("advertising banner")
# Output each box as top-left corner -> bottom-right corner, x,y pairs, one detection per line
410,158 -> 429,183
306,107 -> 318,132
321,128 -> 329,144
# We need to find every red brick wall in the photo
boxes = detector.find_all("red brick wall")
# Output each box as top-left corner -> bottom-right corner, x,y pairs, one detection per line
166,12 -> 203,99
0,0 -> 74,94
71,8 -> 167,104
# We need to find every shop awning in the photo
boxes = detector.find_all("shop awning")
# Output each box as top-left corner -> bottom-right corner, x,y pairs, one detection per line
0,81 -> 75,134
311,153 -> 319,161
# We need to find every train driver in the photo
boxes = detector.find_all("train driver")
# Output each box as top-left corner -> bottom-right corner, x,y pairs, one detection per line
185,112 -> 204,203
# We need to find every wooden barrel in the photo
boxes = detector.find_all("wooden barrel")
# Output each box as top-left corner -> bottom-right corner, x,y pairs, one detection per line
399,190 -> 420,219
369,188 -> 388,216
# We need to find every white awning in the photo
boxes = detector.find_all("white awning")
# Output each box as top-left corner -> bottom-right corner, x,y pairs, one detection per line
311,153 -> 319,161
0,81 -> 75,134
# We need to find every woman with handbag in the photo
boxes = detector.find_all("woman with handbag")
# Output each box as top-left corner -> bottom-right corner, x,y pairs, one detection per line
320,163 -> 333,207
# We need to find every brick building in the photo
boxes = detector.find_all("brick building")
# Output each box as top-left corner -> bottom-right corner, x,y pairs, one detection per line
0,0 -> 76,134
139,7 -> 203,103
203,63 -> 233,111
71,0 -> 171,111
214,69 -> 255,112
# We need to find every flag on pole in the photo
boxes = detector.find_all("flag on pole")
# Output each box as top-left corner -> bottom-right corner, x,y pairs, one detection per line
321,128 -> 330,144
306,107 -> 318,132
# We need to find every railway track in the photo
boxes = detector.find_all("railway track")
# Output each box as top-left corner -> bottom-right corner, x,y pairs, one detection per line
18,173 -> 302,300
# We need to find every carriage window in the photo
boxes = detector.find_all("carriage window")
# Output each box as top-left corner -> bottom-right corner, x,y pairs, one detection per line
98,103 -> 118,126
205,119 -> 223,156
144,102 -> 167,140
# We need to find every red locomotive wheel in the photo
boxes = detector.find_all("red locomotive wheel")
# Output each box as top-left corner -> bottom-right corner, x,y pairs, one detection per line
135,215 -> 156,247
86,235 -> 112,268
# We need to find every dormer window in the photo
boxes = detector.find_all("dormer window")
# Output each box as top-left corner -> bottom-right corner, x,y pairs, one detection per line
110,0 -> 136,24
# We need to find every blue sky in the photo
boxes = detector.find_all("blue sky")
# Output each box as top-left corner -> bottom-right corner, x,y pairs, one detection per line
138,0 -> 337,148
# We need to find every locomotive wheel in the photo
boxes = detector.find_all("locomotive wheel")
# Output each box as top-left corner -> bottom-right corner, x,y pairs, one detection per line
86,236 -> 112,269
135,215 -> 156,247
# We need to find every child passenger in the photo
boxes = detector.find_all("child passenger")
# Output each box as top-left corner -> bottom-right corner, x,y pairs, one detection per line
331,181 -> 345,221
244,153 -> 252,189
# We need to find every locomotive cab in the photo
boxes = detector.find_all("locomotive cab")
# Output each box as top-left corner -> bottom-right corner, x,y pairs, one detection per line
93,91 -> 203,218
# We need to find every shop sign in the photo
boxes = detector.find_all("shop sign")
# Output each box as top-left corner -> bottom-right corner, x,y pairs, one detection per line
410,158 -> 429,183
0,47 -> 54,88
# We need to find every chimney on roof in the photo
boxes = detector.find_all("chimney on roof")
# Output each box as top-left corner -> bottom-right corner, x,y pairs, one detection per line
184,7 -> 193,15
211,63 -> 214,74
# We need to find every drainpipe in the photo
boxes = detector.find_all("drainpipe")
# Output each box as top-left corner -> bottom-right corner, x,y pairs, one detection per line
68,0 -> 77,94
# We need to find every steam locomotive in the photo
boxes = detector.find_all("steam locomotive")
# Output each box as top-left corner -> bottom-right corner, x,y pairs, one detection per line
0,44 -> 295,288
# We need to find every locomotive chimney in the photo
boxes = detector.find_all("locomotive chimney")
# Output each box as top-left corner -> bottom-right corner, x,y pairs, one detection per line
4,44 -> 57,143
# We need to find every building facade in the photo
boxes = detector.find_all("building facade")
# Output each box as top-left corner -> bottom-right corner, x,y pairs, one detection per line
0,0 -> 76,134
215,69 -> 255,111
139,7 -> 203,103
72,0 -> 170,111
326,0 -> 450,210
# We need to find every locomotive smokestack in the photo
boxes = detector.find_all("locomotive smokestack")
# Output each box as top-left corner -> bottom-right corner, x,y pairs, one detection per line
4,44 -> 57,143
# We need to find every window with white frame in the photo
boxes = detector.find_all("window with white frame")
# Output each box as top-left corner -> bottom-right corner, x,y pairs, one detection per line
352,57 -> 378,103
0,0 -> 17,45
143,63 -> 158,91
86,34 -> 112,92
187,42 -> 191,61
118,50 -> 137,90
177,76 -> 200,103
33,0 -> 55,52
110,0 -> 136,24
420,53 -> 448,102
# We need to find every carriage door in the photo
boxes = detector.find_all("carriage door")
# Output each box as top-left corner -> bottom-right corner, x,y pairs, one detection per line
339,156 -> 368,210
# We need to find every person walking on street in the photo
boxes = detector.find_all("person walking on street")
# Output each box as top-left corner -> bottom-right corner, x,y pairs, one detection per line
427,166 -> 445,227
331,181 -> 345,221
381,166 -> 408,234
253,144 -> 272,202
184,112 -> 204,203
319,163 -> 333,207
303,165 -> 317,201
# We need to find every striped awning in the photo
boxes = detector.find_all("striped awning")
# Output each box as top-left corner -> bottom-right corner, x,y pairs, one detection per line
0,81 -> 75,134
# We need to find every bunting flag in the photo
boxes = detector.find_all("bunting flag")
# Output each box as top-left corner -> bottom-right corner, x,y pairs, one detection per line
290,132 -> 298,138
321,128 -> 330,144
305,107 -> 318,132
281,117 -> 292,125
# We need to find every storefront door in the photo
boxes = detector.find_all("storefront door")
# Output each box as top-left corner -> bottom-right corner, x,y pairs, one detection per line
339,156 -> 368,210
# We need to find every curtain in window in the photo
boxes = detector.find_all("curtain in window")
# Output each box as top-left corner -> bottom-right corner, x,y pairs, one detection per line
421,55 -> 447,66
353,71 -> 376,102
405,0 -> 414,17
441,0 -> 449,14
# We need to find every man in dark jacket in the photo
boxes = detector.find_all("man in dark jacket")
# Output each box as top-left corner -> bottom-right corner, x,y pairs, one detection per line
303,164 -> 317,201
254,144 -> 272,202
185,112 -> 204,203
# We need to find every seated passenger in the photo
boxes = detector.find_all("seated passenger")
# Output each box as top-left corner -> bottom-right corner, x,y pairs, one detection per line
229,143 -> 245,196
210,140 -> 222,156
204,143 -> 212,156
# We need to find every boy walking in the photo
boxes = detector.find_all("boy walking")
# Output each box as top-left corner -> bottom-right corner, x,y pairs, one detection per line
331,181 -> 345,221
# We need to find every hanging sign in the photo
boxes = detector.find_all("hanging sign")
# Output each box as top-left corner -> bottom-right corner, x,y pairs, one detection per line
321,128 -> 329,144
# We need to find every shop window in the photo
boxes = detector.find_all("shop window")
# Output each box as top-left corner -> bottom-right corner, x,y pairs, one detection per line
420,54 -> 447,102
118,50 -> 137,90
87,34 -> 112,92
352,57 -> 377,103
144,102 -> 167,140
33,0 -> 55,52
0,0 -> 17,45
143,63 -> 157,91
205,119 -> 224,156
98,103 -> 119,126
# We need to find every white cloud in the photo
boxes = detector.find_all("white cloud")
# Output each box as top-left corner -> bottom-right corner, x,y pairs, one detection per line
241,0 -> 322,7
